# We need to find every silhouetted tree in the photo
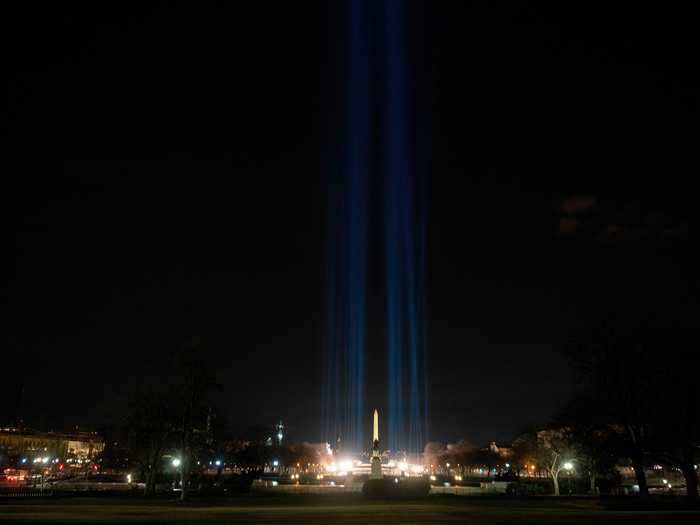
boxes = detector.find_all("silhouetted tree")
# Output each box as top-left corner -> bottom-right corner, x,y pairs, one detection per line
556,396 -> 627,494
172,337 -> 220,501
565,321 -> 660,497
536,429 -> 577,496
438,440 -> 475,475
122,337 -> 220,499
235,442 -> 272,471
511,431 -> 538,476
124,385 -> 178,496
647,345 -> 699,501
286,443 -> 321,470
465,448 -> 501,477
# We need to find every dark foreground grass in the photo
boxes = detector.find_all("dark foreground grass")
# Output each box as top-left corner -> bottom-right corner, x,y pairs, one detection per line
1,493 -> 699,524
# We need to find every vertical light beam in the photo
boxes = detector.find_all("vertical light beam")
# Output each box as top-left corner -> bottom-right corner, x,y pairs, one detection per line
324,0 -> 370,453
383,0 -> 427,455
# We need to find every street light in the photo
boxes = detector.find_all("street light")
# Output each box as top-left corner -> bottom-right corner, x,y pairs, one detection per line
563,461 -> 574,495
172,458 -> 181,468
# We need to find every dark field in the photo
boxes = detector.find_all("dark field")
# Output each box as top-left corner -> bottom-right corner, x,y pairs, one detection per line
1,495 -> 699,524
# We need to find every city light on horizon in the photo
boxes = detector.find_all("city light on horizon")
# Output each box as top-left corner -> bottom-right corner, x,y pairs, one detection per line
2,0 -> 697,515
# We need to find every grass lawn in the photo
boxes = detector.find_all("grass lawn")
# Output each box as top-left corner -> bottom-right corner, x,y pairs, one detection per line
1,494 -> 699,524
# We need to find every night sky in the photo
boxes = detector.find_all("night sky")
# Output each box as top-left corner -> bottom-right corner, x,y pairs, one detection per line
4,2 -> 696,446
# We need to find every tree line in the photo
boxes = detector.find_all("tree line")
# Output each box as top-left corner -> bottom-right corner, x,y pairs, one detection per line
101,337 -> 322,499
425,315 -> 698,500
553,315 -> 699,500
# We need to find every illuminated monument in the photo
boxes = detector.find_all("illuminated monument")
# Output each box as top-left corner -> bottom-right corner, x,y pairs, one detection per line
370,409 -> 382,479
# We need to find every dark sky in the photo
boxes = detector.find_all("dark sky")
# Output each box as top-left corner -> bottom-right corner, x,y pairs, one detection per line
3,2 -> 696,446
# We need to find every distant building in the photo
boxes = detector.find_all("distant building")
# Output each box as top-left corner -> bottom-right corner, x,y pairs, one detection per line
0,427 -> 104,461
488,441 -> 513,459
